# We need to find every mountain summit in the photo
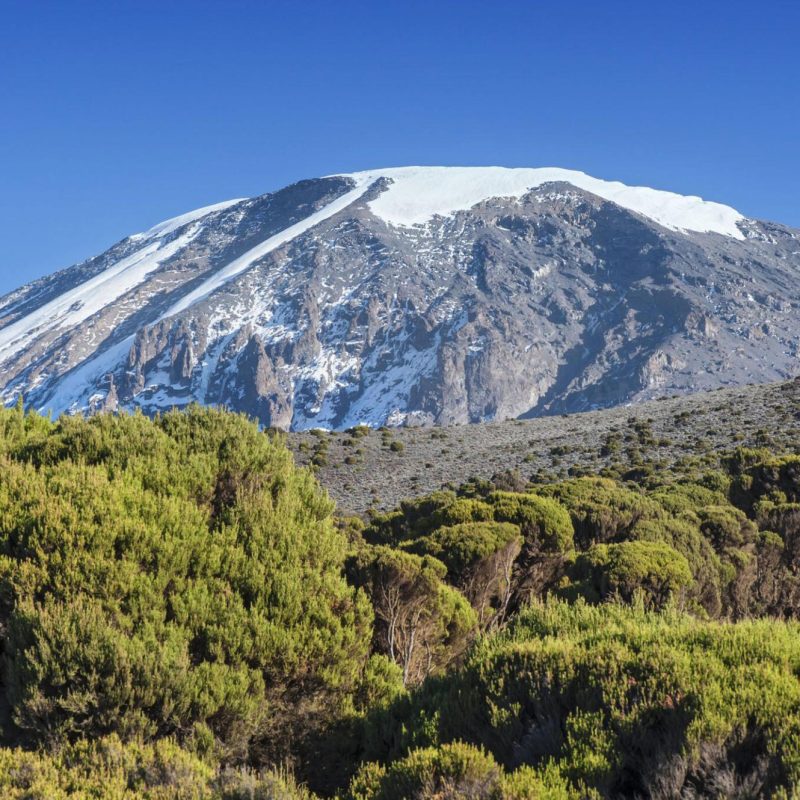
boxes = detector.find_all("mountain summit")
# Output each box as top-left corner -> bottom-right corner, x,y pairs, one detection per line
1,166 -> 798,429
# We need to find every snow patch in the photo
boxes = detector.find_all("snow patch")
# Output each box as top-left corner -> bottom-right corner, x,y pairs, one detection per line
38,337 -> 134,416
0,223 -> 206,368
333,166 -> 746,239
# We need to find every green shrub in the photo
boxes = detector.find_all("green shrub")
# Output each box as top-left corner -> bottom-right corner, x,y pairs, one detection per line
755,502 -> 800,556
0,406 -> 372,766
567,540 -> 693,607
534,478 -> 661,549
698,505 -> 757,550
0,735 -> 317,799
430,498 -> 495,530
366,492 -> 458,543
648,482 -> 727,517
727,449 -> 800,512
346,546 -> 477,685
347,425 -> 372,438
488,492 -> 574,553
363,599 -> 800,797
406,522 -> 522,584
366,493 -> 497,543
405,522 -> 522,628
629,516 -> 724,616
346,742 -> 503,800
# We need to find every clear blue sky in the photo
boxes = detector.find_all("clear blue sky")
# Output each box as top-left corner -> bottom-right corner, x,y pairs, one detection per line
1,0 -> 798,295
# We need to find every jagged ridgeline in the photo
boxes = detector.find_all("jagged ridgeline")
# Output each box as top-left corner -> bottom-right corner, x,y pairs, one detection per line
3,403 -> 800,797
1,167 -> 799,431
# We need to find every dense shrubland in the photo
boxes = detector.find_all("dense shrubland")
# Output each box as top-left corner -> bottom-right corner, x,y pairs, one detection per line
352,601 -> 800,798
1,402 -> 800,797
0,404 -> 381,796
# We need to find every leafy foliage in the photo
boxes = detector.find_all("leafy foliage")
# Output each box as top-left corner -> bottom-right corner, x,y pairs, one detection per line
3,402 -> 800,796
346,546 -> 476,686
0,405 -> 372,765
0,735 -> 316,799
358,599 -> 800,798
568,540 -> 693,607
404,522 -> 522,629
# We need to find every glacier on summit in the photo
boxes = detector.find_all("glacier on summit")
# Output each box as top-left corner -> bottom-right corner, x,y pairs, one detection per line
335,167 -> 746,237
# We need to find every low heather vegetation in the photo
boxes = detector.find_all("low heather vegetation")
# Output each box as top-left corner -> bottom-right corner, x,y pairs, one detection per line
1,401 -> 800,797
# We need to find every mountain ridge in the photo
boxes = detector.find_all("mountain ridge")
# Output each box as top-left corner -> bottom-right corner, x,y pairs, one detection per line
1,166 -> 798,429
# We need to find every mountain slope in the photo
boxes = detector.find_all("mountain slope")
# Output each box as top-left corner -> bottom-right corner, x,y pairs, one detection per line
1,166 -> 798,429
290,376 -> 800,514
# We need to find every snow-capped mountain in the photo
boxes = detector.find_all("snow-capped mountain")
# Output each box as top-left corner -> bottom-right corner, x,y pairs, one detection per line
1,166 -> 799,430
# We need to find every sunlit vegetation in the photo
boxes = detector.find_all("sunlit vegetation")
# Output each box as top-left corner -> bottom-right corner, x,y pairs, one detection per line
1,401 -> 800,797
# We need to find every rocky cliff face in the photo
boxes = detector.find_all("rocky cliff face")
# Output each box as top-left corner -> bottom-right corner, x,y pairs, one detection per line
1,167 -> 798,429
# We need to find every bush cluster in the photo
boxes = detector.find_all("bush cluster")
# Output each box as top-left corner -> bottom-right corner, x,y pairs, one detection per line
2,404 -> 800,797
0,405 -> 376,789
352,599 -> 800,798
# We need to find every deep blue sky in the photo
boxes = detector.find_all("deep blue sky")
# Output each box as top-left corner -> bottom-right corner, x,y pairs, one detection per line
1,0 -> 798,295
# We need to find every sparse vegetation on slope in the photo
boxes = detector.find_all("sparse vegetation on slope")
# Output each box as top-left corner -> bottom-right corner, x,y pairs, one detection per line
291,378 -> 800,515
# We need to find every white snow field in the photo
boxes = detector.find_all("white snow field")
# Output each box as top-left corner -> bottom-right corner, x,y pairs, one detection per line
0,199 -> 245,368
0,225 -> 197,367
1,167 -> 745,372
28,177 -> 379,413
335,166 -> 746,238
